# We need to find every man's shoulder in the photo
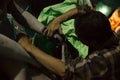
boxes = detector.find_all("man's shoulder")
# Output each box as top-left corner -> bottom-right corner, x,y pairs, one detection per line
67,43 -> 120,80
65,40 -> 120,80
97,40 -> 120,57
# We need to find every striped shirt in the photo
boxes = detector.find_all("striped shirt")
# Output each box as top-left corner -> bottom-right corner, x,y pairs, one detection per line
65,37 -> 120,80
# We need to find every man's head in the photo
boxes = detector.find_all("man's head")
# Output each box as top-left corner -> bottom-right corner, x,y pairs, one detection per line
75,5 -> 114,48
109,8 -> 120,32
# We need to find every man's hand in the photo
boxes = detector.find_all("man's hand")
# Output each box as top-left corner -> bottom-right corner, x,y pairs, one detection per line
18,35 -> 32,51
43,19 -> 62,37
43,7 -> 79,37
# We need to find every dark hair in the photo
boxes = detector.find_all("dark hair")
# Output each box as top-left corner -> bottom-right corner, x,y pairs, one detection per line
75,5 -> 113,46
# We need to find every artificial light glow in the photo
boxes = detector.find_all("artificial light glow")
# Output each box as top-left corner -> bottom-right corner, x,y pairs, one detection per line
99,7 -> 108,15
96,2 -> 112,17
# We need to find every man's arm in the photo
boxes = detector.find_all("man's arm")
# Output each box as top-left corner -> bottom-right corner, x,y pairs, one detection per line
44,8 -> 79,36
18,35 -> 114,79
0,34 -> 40,67
8,0 -> 45,34
53,8 -> 78,22
18,36 -> 65,77
65,53 -> 110,80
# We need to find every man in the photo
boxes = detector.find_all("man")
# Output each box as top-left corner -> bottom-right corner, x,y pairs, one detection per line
0,0 -> 53,79
18,5 -> 120,80
39,0 -> 120,58
38,0 -> 93,58
43,0 -> 120,36
109,8 -> 120,33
